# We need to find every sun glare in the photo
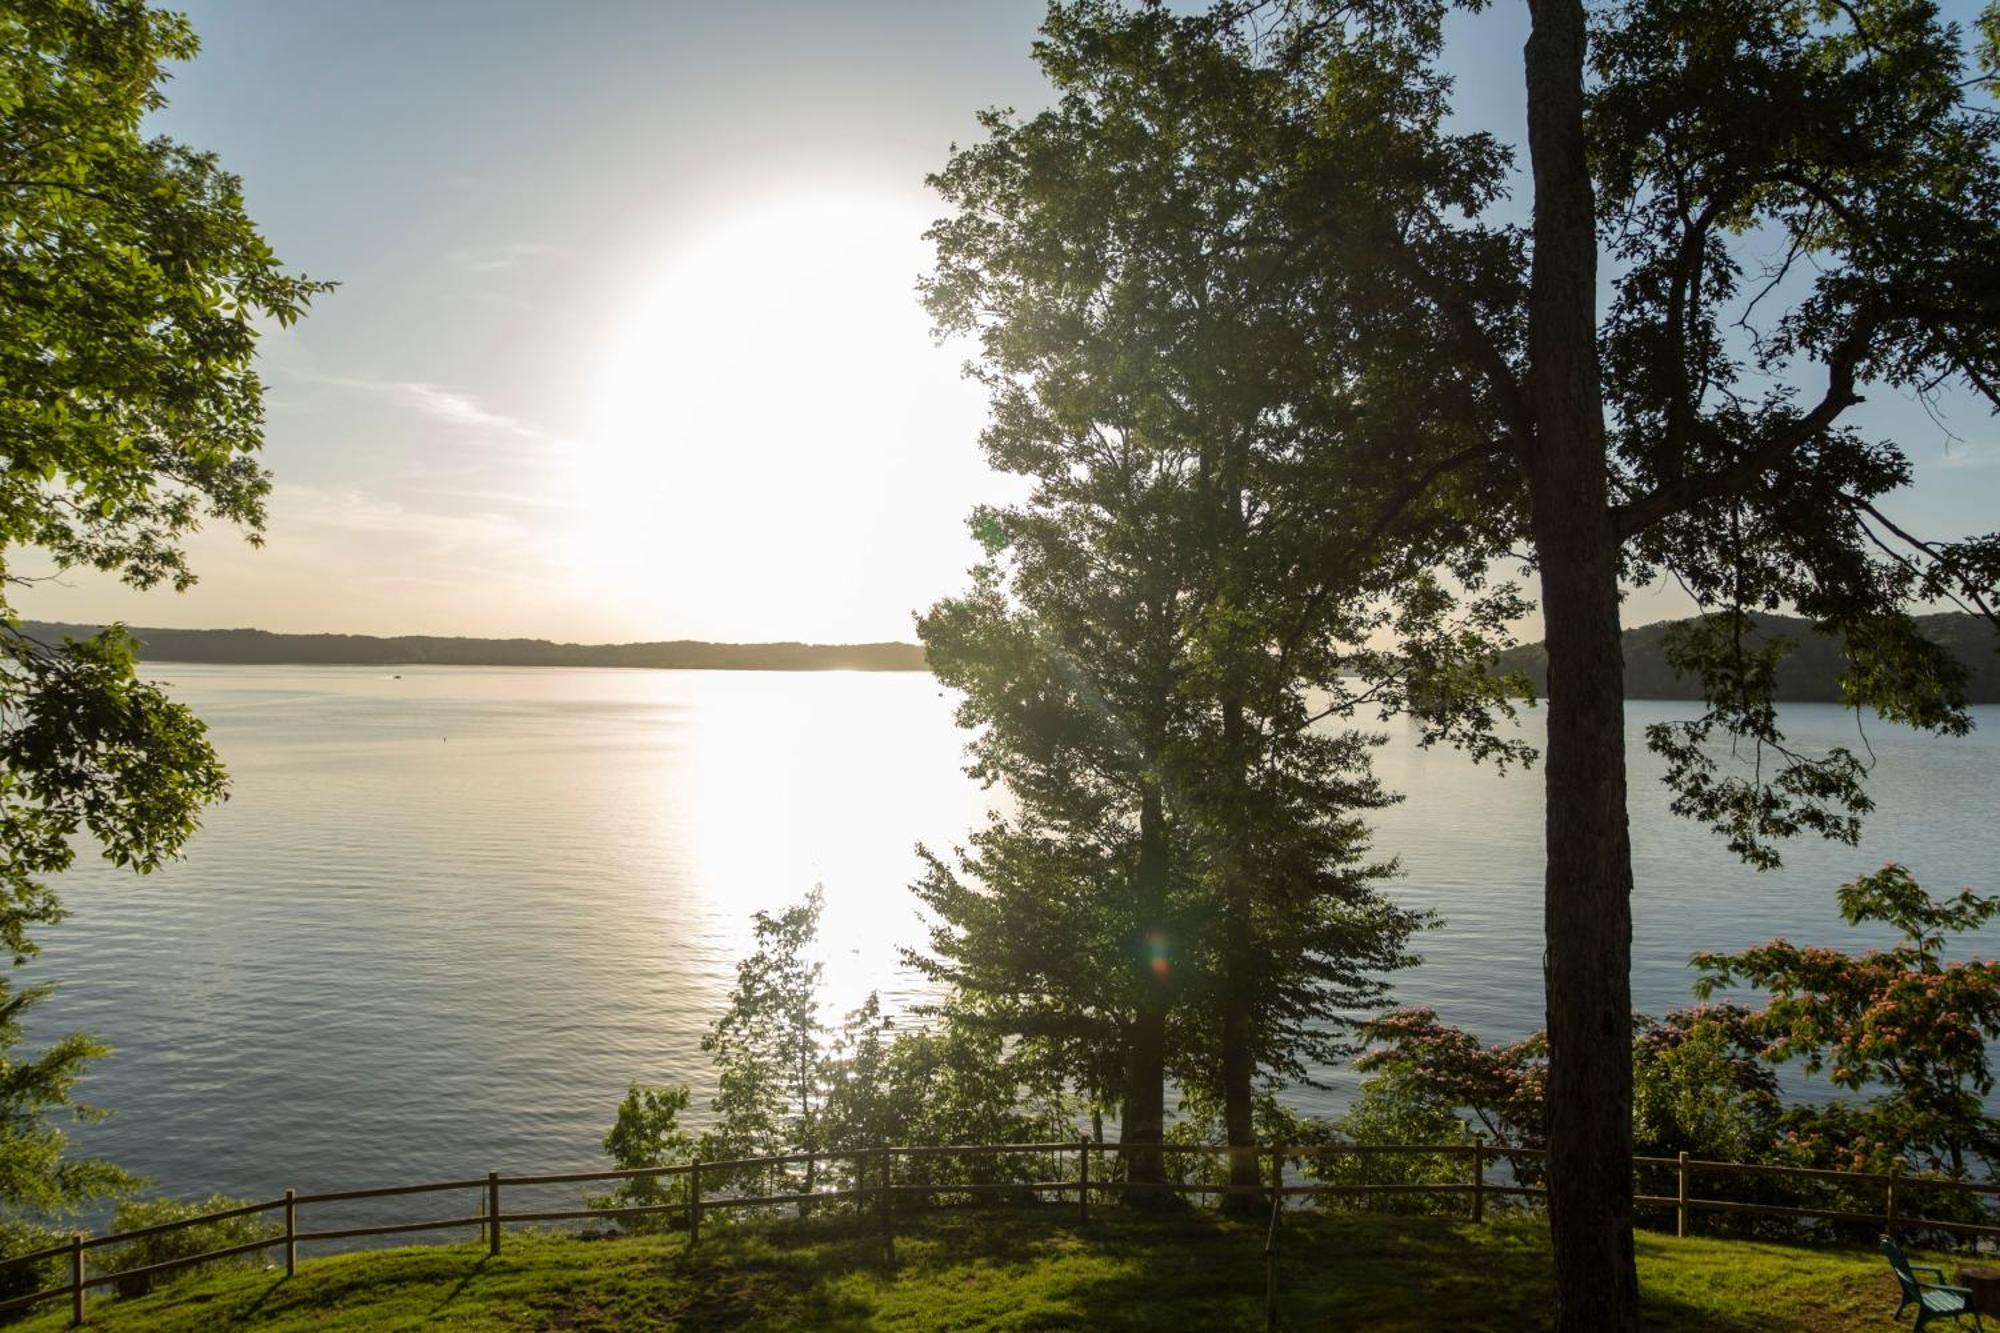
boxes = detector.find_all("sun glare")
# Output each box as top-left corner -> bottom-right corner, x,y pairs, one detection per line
569,194 -> 978,641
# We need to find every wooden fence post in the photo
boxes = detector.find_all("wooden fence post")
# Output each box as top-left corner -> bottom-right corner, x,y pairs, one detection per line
1471,1135 -> 1486,1224
69,1233 -> 83,1329
689,1160 -> 703,1246
1886,1162 -> 1901,1238
1077,1139 -> 1090,1225
487,1172 -> 501,1256
1676,1152 -> 1690,1238
879,1147 -> 894,1262
285,1188 -> 297,1277
1263,1188 -> 1282,1332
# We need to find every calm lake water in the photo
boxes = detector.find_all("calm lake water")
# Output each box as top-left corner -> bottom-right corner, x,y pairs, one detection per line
23,665 -> 2000,1214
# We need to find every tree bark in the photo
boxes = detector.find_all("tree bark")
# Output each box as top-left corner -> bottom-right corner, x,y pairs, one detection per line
1220,980 -> 1260,1208
1220,699 -> 1263,1214
1122,779 -> 1171,1196
1123,1002 -> 1169,1194
1523,2 -> 1640,1329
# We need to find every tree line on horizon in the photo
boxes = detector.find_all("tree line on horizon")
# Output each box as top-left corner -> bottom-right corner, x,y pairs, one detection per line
19,609 -> 2000,706
15,621 -> 930,672
33,607 -> 2000,700
0,3 -> 1998,1331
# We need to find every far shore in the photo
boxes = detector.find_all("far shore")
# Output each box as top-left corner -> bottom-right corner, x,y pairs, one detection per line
19,621 -> 930,673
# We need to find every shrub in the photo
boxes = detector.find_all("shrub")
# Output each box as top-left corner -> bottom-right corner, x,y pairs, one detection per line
1694,864 -> 2000,1181
0,1220 -> 68,1308
585,1083 -> 694,1232
97,1195 -> 280,1298
1310,1080 -> 1475,1216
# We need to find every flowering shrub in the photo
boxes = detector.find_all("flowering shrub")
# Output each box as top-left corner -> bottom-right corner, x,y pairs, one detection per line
1352,1008 -> 1548,1149
1693,863 -> 2000,1179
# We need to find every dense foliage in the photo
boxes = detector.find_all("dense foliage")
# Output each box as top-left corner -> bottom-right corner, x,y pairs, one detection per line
916,0 -> 1544,1196
0,0 -> 320,1267
923,1 -> 2000,1321
96,1194 -> 280,1298
601,894 -> 1079,1217
0,982 -> 136,1303
588,1083 -> 697,1230
1350,1005 -> 1781,1173
1,0 -> 324,941
1695,864 -> 2000,1180
593,872 -> 2000,1252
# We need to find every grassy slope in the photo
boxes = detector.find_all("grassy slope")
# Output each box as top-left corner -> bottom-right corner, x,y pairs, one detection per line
23,1209 -> 1914,1331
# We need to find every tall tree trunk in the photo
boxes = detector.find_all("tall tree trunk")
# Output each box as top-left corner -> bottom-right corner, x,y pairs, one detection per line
1220,698 -> 1262,1214
1220,961 -> 1259,1208
1122,780 -> 1171,1196
1524,3 -> 1639,1329
1123,1003 -> 1169,1193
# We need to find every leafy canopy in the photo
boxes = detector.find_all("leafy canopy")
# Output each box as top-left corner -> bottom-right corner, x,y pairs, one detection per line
0,0 -> 326,954
1042,0 -> 2000,866
0,0 -> 322,1243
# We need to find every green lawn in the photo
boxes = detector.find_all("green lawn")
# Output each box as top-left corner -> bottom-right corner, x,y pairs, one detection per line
20,1207 -> 1918,1330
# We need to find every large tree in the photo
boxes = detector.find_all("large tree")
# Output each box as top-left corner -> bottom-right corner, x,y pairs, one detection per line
956,0 -> 2000,1324
1512,2 -> 1996,1321
912,448 -> 1206,1190
920,3 -> 1516,1198
0,0 -> 324,1229
1311,0 -> 1998,1322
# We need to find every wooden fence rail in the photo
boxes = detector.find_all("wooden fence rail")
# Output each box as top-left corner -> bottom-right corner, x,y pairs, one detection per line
1,1139 -> 1991,1327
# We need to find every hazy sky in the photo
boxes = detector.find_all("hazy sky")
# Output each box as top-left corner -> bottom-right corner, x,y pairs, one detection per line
22,1 -> 1999,643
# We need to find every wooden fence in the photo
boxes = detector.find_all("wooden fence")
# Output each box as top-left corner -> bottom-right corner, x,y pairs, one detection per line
1,1139 -> 1992,1328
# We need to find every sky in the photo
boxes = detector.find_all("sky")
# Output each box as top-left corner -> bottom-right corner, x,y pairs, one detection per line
20,1 -> 2000,644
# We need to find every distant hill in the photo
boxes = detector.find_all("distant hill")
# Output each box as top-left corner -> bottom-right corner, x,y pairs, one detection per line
1494,612 -> 2000,703
17,622 -> 929,672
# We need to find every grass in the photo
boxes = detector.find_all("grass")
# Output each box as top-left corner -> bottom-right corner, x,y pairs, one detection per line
18,1206 -> 1920,1331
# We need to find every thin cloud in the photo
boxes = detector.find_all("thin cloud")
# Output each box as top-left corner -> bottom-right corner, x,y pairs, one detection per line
1937,444 -> 2000,470
397,382 -> 538,435
271,482 -> 544,562
444,241 -> 569,273
317,375 -> 541,438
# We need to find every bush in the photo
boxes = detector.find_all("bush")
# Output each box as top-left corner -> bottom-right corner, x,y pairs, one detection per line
585,1083 -> 694,1232
0,1220 -> 68,1309
1310,1080 -> 1475,1216
97,1195 -> 280,1298
820,1002 -> 1064,1208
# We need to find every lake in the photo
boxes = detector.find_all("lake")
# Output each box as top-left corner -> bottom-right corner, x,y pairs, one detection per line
23,665 -> 2000,1214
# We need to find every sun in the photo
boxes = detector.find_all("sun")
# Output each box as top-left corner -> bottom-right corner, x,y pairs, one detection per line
564,192 -> 982,642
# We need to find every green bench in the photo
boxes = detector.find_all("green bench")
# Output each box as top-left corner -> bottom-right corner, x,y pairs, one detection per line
1884,1236 -> 1984,1330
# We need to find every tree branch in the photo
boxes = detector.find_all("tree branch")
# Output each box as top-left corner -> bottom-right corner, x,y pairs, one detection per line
1272,437 -> 1511,685
1613,340 -> 1864,539
1374,229 -> 1536,461
1843,494 -> 2000,631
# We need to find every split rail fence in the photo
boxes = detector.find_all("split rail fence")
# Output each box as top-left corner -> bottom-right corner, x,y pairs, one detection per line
2,1139 -> 1993,1328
